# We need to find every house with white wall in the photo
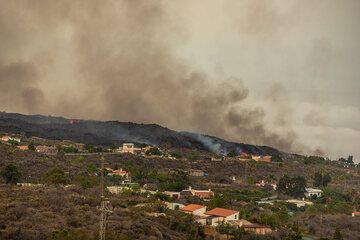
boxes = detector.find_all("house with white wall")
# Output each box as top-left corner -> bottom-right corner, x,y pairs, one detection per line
180,204 -> 207,216
305,188 -> 323,198
204,208 -> 240,226
117,143 -> 141,154
165,202 -> 185,210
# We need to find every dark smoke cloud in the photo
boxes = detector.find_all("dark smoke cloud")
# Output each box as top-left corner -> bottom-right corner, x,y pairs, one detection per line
0,0 -> 300,152
0,61 -> 45,112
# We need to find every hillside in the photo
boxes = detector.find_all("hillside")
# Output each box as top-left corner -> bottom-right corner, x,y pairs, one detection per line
0,111 -> 281,156
0,141 -> 360,240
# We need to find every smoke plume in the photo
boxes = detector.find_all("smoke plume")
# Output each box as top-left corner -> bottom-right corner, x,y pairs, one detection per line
0,0 -> 322,153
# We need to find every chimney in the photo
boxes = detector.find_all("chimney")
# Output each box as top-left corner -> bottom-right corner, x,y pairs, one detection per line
188,186 -> 192,190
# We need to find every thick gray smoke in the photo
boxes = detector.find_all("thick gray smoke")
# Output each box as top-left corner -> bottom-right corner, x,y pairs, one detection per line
0,0 -> 302,153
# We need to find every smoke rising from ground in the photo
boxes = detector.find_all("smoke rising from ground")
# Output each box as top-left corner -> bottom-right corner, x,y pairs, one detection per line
1,0 -> 359,158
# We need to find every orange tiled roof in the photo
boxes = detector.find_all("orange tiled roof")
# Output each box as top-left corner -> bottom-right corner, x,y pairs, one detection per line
17,146 -> 29,150
112,170 -> 128,175
205,208 -> 239,217
194,191 -> 213,199
180,204 -> 206,212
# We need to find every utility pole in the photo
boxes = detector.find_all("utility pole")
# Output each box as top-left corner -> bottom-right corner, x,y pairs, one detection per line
99,155 -> 112,240
244,161 -> 247,181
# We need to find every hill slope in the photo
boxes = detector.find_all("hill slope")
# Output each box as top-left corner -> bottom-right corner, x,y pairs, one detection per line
0,111 -> 280,156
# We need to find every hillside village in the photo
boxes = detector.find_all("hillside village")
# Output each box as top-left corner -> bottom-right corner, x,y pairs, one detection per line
0,132 -> 360,240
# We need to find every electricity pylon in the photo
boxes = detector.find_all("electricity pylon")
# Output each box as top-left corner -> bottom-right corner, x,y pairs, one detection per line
99,155 -> 113,240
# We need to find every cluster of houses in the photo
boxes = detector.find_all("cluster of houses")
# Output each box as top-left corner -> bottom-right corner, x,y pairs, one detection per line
168,203 -> 272,235
106,175 -> 273,235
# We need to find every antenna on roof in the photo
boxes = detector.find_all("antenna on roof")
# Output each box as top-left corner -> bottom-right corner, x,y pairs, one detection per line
99,155 -> 113,240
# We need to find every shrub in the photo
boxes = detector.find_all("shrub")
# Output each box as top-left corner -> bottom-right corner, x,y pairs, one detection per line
170,151 -> 183,159
61,146 -> 79,153
146,147 -> 162,156
304,156 -> 326,165
1,164 -> 21,184
46,168 -> 68,185
313,171 -> 331,187
28,142 -> 36,151
72,156 -> 85,165
76,175 -> 98,189
277,175 -> 306,198
227,150 -> 238,157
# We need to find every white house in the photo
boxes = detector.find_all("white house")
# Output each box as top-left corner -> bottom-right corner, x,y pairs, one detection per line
165,202 -> 185,210
305,188 -> 323,198
107,168 -> 129,179
180,204 -> 207,216
204,208 -> 240,226
117,143 -> 141,154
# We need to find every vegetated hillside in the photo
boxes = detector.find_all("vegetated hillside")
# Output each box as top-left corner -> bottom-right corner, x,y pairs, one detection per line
1,142 -> 360,239
0,111 -> 281,156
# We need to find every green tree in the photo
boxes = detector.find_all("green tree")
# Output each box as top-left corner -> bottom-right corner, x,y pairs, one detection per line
160,169 -> 190,191
332,228 -> 343,240
28,142 -> 36,151
146,147 -> 162,156
76,175 -> 97,189
209,194 -> 230,209
285,223 -> 302,240
227,150 -> 238,157
314,171 -> 331,187
52,229 -> 68,240
304,156 -> 326,165
277,175 -> 306,198
46,168 -> 68,185
1,164 -> 21,184
154,192 -> 171,201
62,146 -> 79,153
216,223 -> 232,238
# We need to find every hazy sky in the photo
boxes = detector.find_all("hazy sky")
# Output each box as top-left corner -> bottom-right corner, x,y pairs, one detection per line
0,0 -> 359,161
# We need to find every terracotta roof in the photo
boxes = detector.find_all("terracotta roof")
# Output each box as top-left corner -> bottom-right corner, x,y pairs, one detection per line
205,208 -> 239,217
194,191 -> 213,199
112,170 -> 128,175
180,204 -> 206,212
17,146 -> 29,150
